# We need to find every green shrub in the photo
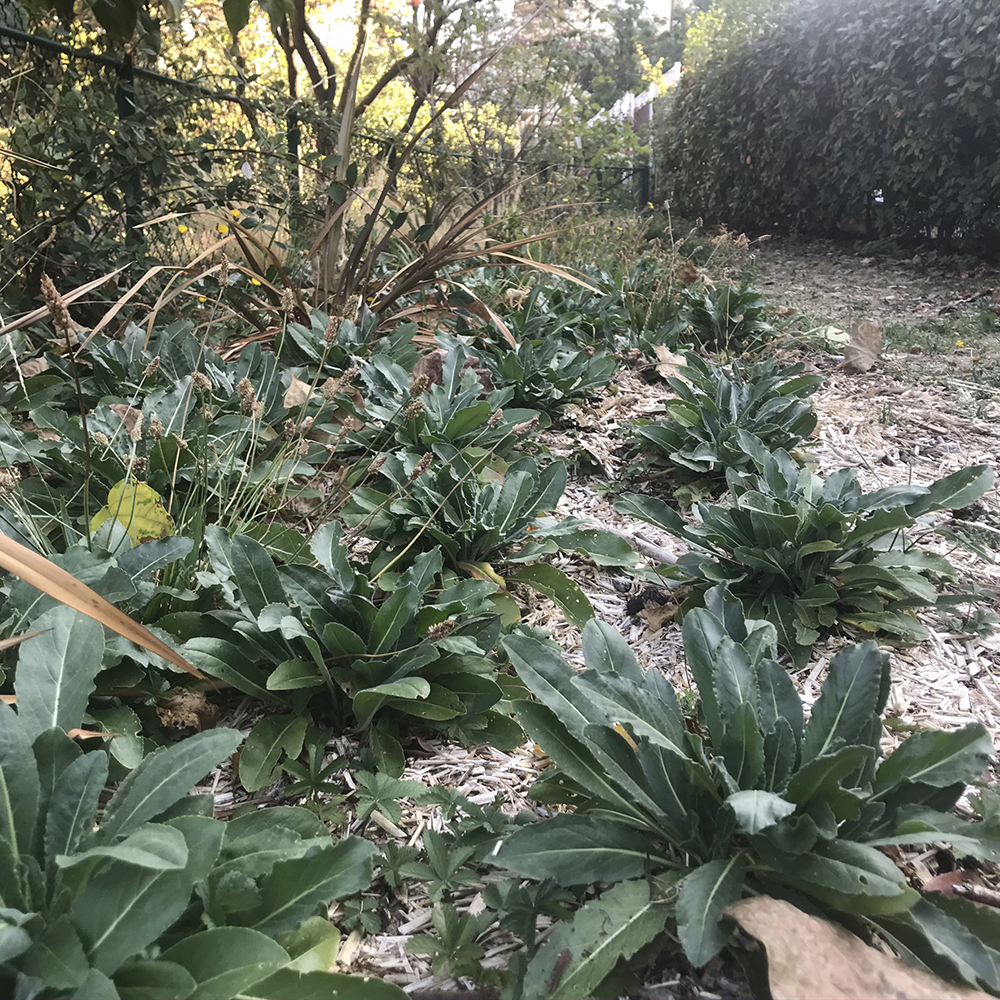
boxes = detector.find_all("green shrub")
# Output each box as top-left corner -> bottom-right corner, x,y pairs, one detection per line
617,449 -> 994,664
659,0 -> 1000,247
632,354 -> 823,488
494,590 -> 1000,992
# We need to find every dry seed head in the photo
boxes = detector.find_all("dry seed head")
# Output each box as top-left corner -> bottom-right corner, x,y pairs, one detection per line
409,452 -> 433,482
283,418 -> 296,440
487,409 -> 504,429
341,364 -> 359,388
143,356 -> 161,379
129,412 -> 143,442
403,398 -> 424,422
333,465 -> 348,486
251,400 -> 264,420
409,373 -> 430,398
369,455 -> 386,475
93,431 -> 110,448
149,416 -> 164,439
191,371 -> 212,393
0,467 -> 20,497
200,405 -> 214,422
132,457 -> 147,478
281,287 -> 296,313
262,484 -> 277,502
298,439 -> 308,456
236,377 -> 254,400
512,416 -> 539,437
425,620 -> 455,642
324,316 -> 338,343
40,274 -> 73,340
321,377 -> 340,400
172,433 -> 188,450
219,253 -> 230,286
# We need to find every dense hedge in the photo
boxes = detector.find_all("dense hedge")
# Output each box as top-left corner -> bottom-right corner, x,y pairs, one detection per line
657,0 -> 1000,247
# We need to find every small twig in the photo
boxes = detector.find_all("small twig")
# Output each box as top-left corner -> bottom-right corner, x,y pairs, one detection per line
604,525 -> 678,566
953,883 -> 1000,909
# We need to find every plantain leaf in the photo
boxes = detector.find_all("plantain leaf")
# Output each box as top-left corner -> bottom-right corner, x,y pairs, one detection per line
508,563 -> 594,629
239,716 -> 308,793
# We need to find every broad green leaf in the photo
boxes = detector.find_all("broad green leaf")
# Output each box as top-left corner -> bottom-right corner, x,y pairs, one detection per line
878,898 -> 1000,992
801,641 -> 884,763
681,607 -> 727,743
100,729 -> 242,841
676,856 -> 747,967
114,959 -> 197,1000
777,839 -> 913,908
368,583 -> 419,654
241,837 -> 378,936
515,701 -> 650,824
31,728 -> 82,858
522,879 -> 670,999
57,823 -> 187,871
239,716 -> 308,793
72,816 -> 225,975
719,702 -> 764,790
160,927 -> 289,1000
45,751 -> 109,870
19,915 -> 89,990
726,790 -> 795,834
0,699 -> 40,857
582,618 -> 642,681
15,605 -> 105,742
493,814 -> 658,885
230,534 -> 286,618
239,969 -> 408,999
180,637 -> 273,702
783,745 -> 873,821
508,563 -> 594,629
116,537 -> 194,585
353,679 -> 432,729
713,637 -> 759,719
868,808 -> 1000,863
873,724 -> 992,795
757,658 -> 803,742
908,465 -> 994,517
276,916 -> 340,973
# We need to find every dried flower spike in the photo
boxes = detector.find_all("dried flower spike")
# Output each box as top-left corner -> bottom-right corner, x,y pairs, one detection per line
40,274 -> 73,341
321,377 -> 340,400
409,373 -> 430,398
142,356 -> 161,379
512,416 -> 539,437
281,287 -> 296,313
403,398 -> 424,421
149,416 -> 164,439
409,452 -> 433,482
191,371 -> 212,393
487,409 -> 504,429
425,620 -> 455,642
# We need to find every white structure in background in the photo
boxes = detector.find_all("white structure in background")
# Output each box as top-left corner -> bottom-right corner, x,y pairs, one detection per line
588,60 -> 682,129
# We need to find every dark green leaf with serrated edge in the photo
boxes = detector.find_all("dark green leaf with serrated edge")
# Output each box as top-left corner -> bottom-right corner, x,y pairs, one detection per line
873,724 -> 992,795
240,837 -> 378,936
239,716 -> 307,793
676,856 -> 747,967
45,751 -> 108,872
71,816 -> 224,975
783,745 -> 873,820
14,606 -> 104,743
99,729 -> 242,841
493,814 -> 657,885
0,694 -> 40,856
801,641 -> 884,763
522,878 -> 670,999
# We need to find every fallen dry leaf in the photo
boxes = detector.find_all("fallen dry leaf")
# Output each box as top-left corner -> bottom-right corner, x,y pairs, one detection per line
156,687 -> 220,731
725,896 -> 988,1000
19,357 -> 49,378
653,345 -> 688,381
842,318 -> 883,374
109,403 -> 143,438
283,374 -> 316,408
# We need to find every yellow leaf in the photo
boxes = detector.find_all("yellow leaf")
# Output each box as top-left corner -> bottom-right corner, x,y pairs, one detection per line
90,479 -> 174,545
613,723 -> 638,750
458,561 -> 506,588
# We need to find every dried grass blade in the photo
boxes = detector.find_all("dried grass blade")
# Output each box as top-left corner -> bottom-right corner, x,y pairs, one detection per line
0,534 -> 202,678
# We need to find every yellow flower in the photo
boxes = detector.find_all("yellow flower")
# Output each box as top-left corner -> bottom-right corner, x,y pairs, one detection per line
218,224 -> 229,235
198,295 -> 207,303
956,339 -> 964,347
230,208 -> 240,218
647,201 -> 654,208
177,224 -> 188,234
250,278 -> 261,286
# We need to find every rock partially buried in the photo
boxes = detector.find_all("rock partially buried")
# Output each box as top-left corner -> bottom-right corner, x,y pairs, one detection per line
725,896 -> 988,1000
